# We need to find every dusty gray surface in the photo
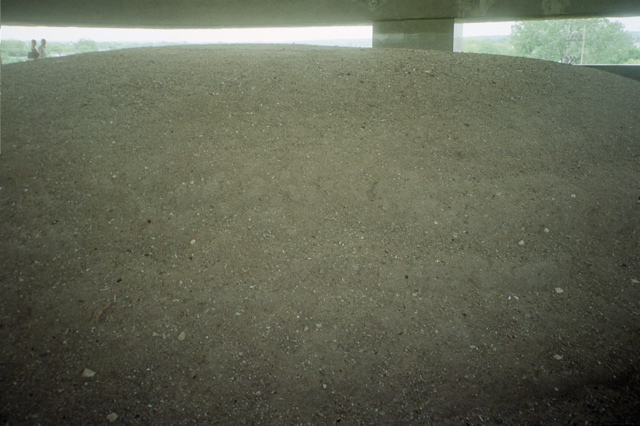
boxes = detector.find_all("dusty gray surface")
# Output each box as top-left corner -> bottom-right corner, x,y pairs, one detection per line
1,45 -> 639,424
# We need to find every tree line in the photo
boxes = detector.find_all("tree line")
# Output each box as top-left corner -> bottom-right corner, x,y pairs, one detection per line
2,18 -> 639,65
465,18 -> 640,65
1,39 -> 179,64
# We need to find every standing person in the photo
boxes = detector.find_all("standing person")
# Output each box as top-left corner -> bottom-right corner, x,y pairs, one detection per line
28,39 -> 40,60
38,39 -> 48,59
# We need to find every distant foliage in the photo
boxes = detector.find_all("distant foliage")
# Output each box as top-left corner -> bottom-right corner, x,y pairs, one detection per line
510,18 -> 638,64
1,39 -> 181,63
463,39 -> 514,56
1,40 -> 31,63
74,39 -> 98,53
1,40 -> 29,56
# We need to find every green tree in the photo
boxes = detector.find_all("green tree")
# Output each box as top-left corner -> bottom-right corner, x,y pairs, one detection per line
1,40 -> 30,56
510,18 -> 638,64
74,38 -> 98,53
463,39 -> 514,56
1,40 -> 31,64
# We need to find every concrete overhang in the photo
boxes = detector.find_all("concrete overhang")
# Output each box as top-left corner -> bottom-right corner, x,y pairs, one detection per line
2,0 -> 639,29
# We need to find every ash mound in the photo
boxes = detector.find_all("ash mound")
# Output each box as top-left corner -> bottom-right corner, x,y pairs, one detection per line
1,45 -> 639,423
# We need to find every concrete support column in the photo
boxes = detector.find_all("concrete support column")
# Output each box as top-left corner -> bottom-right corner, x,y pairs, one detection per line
373,18 -> 464,51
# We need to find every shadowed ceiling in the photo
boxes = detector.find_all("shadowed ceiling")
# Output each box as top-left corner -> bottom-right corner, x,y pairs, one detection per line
2,0 -> 639,29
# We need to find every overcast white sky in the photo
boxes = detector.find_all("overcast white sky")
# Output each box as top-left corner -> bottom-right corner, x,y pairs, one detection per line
2,26 -> 372,44
2,17 -> 639,44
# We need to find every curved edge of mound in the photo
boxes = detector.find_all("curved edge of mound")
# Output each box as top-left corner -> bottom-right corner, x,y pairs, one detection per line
1,45 -> 639,424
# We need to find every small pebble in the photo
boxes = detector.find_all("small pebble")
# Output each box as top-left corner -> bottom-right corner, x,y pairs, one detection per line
553,354 -> 564,360
106,413 -> 118,422
518,240 -> 525,246
178,331 -> 186,341
315,323 -> 322,329
190,239 -> 196,245
555,287 -> 564,294
81,368 -> 96,378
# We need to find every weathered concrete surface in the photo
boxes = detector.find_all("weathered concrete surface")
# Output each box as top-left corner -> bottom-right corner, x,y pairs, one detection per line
373,19 -> 463,51
2,0 -> 639,29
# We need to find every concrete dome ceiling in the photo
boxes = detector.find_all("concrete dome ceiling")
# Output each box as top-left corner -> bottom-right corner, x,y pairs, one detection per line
2,0 -> 639,28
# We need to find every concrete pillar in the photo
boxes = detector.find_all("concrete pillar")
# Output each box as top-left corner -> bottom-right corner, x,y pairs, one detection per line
373,18 -> 464,51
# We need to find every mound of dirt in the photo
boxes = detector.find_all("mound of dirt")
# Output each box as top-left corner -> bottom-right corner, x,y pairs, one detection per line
1,45 -> 639,423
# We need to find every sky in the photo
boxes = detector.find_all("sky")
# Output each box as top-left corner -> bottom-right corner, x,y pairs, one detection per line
2,26 -> 373,44
1,17 -> 638,44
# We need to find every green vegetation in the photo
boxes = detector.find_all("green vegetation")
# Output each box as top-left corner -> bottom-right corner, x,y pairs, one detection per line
74,38 -> 99,53
3,19 -> 639,65
0,39 -> 184,64
465,18 -> 640,65
511,18 -> 638,64
462,36 -> 514,56
1,40 -> 32,64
